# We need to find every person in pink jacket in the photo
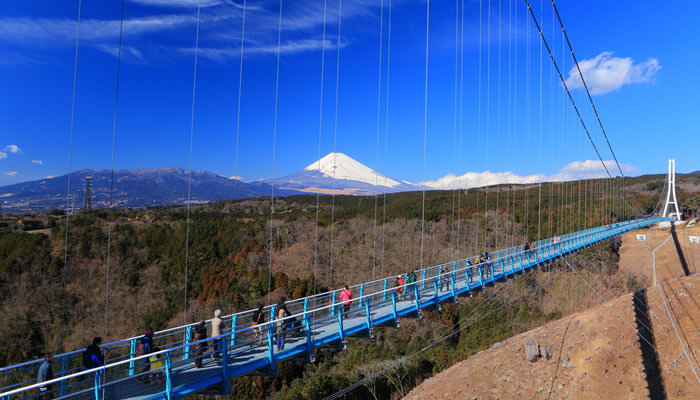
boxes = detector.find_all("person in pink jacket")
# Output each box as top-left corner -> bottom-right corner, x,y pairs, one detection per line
340,285 -> 353,316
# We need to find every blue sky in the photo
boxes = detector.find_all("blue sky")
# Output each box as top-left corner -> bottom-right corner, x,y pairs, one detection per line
1,0 -> 699,187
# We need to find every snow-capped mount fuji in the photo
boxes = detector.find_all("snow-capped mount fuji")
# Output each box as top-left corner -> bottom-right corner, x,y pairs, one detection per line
266,152 -> 423,195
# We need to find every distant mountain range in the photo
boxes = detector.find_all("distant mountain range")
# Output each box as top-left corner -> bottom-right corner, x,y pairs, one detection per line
0,153 -> 422,213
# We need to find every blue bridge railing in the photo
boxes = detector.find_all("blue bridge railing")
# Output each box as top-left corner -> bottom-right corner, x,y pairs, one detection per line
0,217 -> 668,399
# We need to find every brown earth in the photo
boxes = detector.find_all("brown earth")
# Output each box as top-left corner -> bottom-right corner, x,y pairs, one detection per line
406,224 -> 700,400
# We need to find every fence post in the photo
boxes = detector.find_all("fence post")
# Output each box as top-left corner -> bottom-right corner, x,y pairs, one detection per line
383,279 -> 388,301
391,290 -> 398,321
230,315 -> 238,347
450,272 -> 456,299
165,351 -> 172,400
433,277 -> 438,299
129,338 -> 137,376
478,263 -> 483,287
421,269 -> 427,289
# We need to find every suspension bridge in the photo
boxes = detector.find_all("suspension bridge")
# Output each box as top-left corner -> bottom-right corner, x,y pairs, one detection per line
1,0 -> 697,398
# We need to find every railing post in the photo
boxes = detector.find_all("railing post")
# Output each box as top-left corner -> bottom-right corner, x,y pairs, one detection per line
478,263 -> 483,286
129,338 -> 137,376
221,339 -> 230,391
230,315 -> 238,347
383,279 -> 388,301
93,370 -> 101,400
303,299 -> 309,329
267,305 -> 276,364
60,353 -> 69,396
489,261 -> 495,282
184,325 -> 192,360
433,277 -> 438,299
165,351 -> 172,400
337,304 -> 344,342
331,292 -> 337,316
450,272 -> 456,299
304,304 -> 313,356
519,252 -> 523,270
359,284 -> 365,308
465,267 -> 470,288
421,269 -> 427,289
391,290 -> 398,321
413,283 -> 421,312
364,298 -> 372,331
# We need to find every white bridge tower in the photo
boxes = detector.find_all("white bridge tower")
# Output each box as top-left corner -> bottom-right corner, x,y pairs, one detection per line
662,158 -> 681,221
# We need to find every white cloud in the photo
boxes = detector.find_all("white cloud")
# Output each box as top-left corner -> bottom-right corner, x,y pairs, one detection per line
422,171 -> 545,190
564,52 -> 660,95
229,175 -> 242,180
3,171 -> 18,176
422,160 -> 637,190
31,159 -> 43,165
3,144 -> 21,153
0,152 -> 6,160
129,0 -> 227,8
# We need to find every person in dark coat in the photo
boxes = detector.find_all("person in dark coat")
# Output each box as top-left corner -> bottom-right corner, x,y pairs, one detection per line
140,328 -> 155,379
83,337 -> 104,370
192,321 -> 207,368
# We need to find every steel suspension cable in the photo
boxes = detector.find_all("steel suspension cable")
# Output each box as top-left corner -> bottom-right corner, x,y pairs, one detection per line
373,0 -> 385,281
61,0 -> 83,351
523,0 -> 612,180
329,0 -> 343,288
420,0 -> 430,271
323,264 -> 569,400
183,1 -> 202,324
382,0 -> 393,279
550,0 -> 624,179
233,0 -> 247,290
104,0 -> 126,342
267,0 -> 284,304
313,0 -> 328,295
457,0 -> 465,257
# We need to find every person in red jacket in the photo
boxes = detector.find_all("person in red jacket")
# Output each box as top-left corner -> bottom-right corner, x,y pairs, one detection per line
394,275 -> 404,299
339,285 -> 353,316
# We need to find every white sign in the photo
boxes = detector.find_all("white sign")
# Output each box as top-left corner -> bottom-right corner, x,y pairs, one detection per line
636,234 -> 647,241
690,236 -> 700,244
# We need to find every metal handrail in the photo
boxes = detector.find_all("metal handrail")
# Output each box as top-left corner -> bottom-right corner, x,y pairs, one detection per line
0,217 -> 666,398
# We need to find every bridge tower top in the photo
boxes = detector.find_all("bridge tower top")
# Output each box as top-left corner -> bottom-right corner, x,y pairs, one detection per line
662,158 -> 681,221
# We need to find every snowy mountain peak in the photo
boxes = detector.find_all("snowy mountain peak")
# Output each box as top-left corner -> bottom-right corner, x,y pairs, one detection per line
303,152 -> 400,187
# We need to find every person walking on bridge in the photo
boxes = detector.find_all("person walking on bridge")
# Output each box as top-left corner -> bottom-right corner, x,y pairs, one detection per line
275,298 -> 290,351
192,321 -> 207,368
250,304 -> 265,347
211,309 -> 225,361
406,271 -> 417,300
37,352 -> 54,400
440,265 -> 450,292
340,285 -> 353,316
394,275 -> 404,300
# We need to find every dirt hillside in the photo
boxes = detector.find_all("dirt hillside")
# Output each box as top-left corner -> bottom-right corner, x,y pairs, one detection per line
406,224 -> 700,400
